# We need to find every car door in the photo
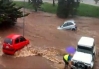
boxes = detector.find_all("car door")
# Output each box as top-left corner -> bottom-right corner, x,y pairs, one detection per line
67,22 -> 74,29
19,36 -> 27,48
14,37 -> 20,50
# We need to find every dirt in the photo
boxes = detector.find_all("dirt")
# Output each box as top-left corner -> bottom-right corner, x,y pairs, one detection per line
0,10 -> 99,69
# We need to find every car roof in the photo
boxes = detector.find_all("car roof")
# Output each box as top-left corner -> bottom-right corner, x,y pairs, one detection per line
64,20 -> 75,24
6,34 -> 21,40
78,36 -> 94,48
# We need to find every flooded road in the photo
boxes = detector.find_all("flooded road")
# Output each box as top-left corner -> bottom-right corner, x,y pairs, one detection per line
0,45 -> 65,69
0,55 -> 54,69
0,11 -> 99,69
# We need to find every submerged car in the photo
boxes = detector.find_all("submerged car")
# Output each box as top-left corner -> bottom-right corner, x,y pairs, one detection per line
71,36 -> 96,69
2,34 -> 29,55
57,20 -> 77,31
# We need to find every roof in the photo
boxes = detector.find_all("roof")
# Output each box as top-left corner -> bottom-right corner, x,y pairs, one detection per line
72,51 -> 92,64
6,34 -> 21,39
78,36 -> 94,48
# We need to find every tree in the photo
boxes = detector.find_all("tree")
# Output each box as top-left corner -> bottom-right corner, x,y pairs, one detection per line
57,0 -> 80,18
94,0 -> 99,4
53,0 -> 55,6
0,0 -> 28,27
30,0 -> 43,12
28,0 -> 31,3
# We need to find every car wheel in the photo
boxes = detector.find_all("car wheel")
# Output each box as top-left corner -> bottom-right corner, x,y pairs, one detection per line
72,28 -> 76,31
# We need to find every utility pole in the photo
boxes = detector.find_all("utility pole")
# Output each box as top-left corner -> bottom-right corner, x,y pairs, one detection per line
23,0 -> 25,36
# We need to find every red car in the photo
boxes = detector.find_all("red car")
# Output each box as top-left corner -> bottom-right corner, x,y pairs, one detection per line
2,34 -> 29,55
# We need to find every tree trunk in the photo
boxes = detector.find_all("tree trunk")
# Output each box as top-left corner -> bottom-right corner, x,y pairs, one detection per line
53,0 -> 55,6
28,0 -> 31,3
31,0 -> 38,12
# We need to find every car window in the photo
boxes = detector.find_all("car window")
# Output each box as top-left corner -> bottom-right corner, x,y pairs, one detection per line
77,45 -> 93,54
15,38 -> 19,44
68,22 -> 73,25
62,23 -> 68,27
19,36 -> 26,42
4,38 -> 12,45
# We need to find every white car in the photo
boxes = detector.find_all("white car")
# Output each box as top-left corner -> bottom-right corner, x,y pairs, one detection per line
57,20 -> 77,31
71,36 -> 96,69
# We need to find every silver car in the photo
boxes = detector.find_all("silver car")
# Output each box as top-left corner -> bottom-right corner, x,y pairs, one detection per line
57,20 -> 77,31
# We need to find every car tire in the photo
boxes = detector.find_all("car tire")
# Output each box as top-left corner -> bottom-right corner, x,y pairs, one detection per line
72,28 -> 76,31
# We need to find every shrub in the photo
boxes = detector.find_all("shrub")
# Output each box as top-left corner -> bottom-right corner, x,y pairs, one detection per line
0,0 -> 28,27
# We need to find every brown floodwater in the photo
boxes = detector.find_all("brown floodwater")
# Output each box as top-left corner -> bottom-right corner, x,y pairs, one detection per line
0,55 -> 54,69
0,11 -> 99,69
0,45 -> 65,69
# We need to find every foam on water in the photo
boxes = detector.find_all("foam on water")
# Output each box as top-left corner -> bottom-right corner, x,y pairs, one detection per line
0,43 -> 65,64
0,44 -> 65,69
14,44 -> 65,64
1,44 -> 99,69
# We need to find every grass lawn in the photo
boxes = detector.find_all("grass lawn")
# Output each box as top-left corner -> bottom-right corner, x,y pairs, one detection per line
77,3 -> 99,17
14,1 -> 99,17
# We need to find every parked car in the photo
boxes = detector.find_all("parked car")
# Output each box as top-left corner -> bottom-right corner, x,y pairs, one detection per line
57,20 -> 77,31
71,36 -> 96,69
2,34 -> 30,55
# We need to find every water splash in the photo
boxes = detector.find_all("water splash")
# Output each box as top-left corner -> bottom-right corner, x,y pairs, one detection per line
0,44 -> 65,69
14,44 -> 65,64
14,44 -> 99,69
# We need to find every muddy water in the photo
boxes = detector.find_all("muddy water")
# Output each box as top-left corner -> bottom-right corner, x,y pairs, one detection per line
0,44 -> 99,68
0,44 -> 99,69
0,56 -> 54,69
0,11 -> 99,69
0,44 -> 66,69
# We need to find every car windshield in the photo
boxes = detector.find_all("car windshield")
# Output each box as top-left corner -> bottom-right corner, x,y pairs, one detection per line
62,23 -> 68,27
77,45 -> 93,54
4,38 -> 12,45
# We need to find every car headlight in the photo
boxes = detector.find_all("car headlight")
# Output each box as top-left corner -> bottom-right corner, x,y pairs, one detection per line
85,63 -> 91,67
87,64 -> 91,67
71,59 -> 77,64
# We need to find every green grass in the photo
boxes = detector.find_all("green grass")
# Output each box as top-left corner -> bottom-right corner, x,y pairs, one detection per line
41,2 -> 57,13
14,1 -> 99,17
13,1 -> 33,9
78,3 -> 99,17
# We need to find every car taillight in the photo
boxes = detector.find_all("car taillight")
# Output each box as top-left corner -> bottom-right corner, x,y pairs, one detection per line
6,46 -> 9,48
